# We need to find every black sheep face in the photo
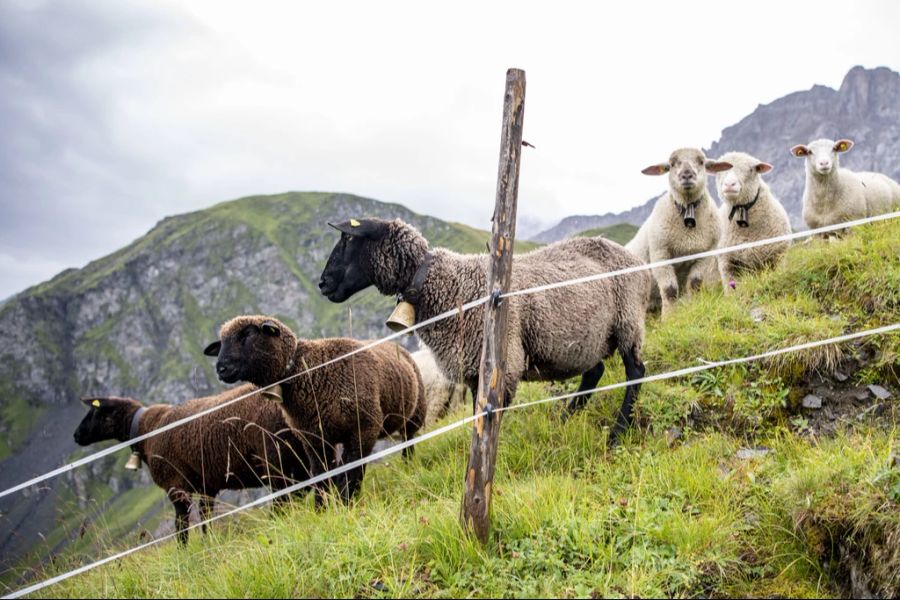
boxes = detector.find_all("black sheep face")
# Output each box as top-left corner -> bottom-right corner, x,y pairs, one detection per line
73,397 -> 132,445
205,320 -> 291,386
318,218 -> 391,302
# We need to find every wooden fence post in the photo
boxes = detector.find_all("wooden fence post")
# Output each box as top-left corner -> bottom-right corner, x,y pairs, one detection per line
460,68 -> 526,543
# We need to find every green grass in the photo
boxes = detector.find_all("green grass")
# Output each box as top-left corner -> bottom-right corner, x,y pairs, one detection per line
7,220 -> 900,598
575,223 -> 639,246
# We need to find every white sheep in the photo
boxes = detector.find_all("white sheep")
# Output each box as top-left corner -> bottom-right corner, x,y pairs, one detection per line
713,151 -> 792,291
411,348 -> 467,425
790,138 -> 900,230
626,147 -> 732,316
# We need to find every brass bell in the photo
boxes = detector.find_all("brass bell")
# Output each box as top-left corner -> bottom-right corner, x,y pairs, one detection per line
385,301 -> 416,334
261,384 -> 283,403
125,451 -> 142,471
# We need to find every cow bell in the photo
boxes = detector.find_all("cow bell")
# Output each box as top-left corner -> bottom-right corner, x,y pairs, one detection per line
682,203 -> 696,228
125,451 -> 142,471
385,300 -> 416,334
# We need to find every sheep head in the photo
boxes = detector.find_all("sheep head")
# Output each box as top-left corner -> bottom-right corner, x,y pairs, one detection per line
715,151 -> 773,207
642,148 -> 732,200
319,217 -> 428,302
205,315 -> 298,387
790,138 -> 853,176
73,396 -> 141,445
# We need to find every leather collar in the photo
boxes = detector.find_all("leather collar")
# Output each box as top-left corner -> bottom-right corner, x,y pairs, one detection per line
400,252 -> 434,306
728,186 -> 761,228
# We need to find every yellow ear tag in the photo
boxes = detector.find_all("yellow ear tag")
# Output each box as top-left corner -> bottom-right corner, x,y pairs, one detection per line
839,143 -> 847,151
92,400 -> 101,408
350,219 -> 361,227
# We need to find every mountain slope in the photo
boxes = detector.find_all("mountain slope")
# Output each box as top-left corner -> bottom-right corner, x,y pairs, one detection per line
0,192 -> 537,567
533,65 -> 900,242
17,219 -> 899,599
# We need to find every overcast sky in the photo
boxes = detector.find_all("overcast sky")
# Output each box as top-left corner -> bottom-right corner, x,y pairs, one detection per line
1,0 -> 897,299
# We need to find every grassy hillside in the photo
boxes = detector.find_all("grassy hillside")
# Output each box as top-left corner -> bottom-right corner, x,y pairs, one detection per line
0,192 -> 540,571
575,223 -> 639,246
7,220 -> 899,598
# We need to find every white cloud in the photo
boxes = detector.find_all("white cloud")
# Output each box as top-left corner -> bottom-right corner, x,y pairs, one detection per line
1,0 -> 898,298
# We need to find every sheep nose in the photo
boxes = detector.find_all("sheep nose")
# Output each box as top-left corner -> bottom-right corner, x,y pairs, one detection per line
318,278 -> 328,290
216,363 -> 227,376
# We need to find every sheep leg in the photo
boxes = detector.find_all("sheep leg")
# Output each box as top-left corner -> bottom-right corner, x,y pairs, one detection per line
302,445 -> 332,509
198,496 -> 214,534
338,433 -> 376,503
565,361 -> 605,414
686,257 -> 716,296
168,489 -> 192,545
718,256 -> 737,294
609,346 -> 646,447
651,264 -> 679,316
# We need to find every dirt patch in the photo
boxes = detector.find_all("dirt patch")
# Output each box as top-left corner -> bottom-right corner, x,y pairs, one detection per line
788,354 -> 897,437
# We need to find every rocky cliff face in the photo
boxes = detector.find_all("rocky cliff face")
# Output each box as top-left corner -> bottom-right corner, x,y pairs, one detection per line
533,66 -> 900,242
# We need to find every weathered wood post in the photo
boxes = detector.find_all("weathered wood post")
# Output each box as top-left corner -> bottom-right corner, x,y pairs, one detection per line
461,68 -> 526,543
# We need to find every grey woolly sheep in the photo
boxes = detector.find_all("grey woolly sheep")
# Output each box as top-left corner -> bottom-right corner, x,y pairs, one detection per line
72,385 -> 308,544
714,151 -> 792,290
626,147 -> 733,316
204,315 -> 427,504
791,138 -> 900,230
317,217 -> 651,444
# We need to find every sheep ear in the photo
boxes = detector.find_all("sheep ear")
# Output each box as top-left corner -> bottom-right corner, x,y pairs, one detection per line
327,219 -> 390,240
791,144 -> 809,157
705,160 -> 733,173
641,164 -> 669,176
260,321 -> 280,337
833,139 -> 853,153
755,162 -> 774,174
81,397 -> 103,409
203,341 -> 221,357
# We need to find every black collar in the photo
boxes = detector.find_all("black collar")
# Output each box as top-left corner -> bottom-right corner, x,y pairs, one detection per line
399,252 -> 434,306
127,406 -> 146,466
129,406 -> 146,441
674,197 -> 700,229
728,186 -> 761,228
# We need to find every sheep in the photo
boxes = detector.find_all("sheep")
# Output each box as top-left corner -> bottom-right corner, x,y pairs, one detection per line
72,384 -> 309,544
317,217 -> 651,444
411,348 -> 468,425
203,315 -> 427,504
625,147 -> 733,316
791,138 -> 900,231
713,151 -> 792,290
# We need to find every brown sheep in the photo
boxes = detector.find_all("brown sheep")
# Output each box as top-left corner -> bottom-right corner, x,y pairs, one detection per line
203,315 -> 427,505
72,384 -> 308,544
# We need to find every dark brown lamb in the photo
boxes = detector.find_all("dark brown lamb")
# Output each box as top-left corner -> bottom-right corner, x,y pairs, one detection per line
73,384 -> 308,544
204,315 -> 427,504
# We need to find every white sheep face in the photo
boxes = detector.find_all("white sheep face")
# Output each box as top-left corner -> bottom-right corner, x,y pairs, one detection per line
791,138 -> 853,176
641,148 -> 732,197
715,152 -> 773,206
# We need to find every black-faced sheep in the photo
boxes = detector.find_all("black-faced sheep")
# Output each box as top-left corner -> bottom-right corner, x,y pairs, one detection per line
626,148 -> 732,316
713,151 -> 792,290
791,138 -> 900,230
203,315 -> 427,504
72,385 -> 308,544
317,217 -> 651,444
